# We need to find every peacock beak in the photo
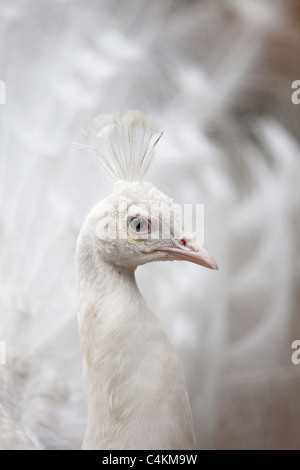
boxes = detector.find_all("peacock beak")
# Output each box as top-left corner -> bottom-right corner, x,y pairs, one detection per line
160,234 -> 218,270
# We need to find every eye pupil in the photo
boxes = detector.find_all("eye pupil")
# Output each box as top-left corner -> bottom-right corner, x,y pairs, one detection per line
129,217 -> 149,234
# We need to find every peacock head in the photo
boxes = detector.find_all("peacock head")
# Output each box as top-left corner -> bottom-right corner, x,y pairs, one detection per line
82,110 -> 218,271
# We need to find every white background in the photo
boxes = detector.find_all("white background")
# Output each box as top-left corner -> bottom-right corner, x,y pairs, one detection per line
0,0 -> 299,449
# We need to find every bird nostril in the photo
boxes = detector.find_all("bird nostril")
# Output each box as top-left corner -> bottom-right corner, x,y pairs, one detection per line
178,235 -> 199,251
172,236 -> 191,251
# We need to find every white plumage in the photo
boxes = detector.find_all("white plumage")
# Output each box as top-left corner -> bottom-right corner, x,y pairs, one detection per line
76,111 -> 217,449
81,110 -> 163,181
0,0 -> 299,450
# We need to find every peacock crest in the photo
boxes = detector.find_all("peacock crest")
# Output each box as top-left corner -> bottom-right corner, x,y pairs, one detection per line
82,110 -> 163,182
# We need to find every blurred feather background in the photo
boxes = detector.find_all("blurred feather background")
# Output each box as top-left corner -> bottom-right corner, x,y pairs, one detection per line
0,0 -> 299,449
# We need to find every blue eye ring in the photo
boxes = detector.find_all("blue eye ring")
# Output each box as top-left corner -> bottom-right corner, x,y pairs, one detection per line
128,216 -> 150,234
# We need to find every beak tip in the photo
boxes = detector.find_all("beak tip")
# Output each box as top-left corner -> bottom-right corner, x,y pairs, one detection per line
203,251 -> 218,271
207,260 -> 218,270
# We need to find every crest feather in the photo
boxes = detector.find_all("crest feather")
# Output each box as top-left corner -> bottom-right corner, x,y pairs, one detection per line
82,110 -> 163,181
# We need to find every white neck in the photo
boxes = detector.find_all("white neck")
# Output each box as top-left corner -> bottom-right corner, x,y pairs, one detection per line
76,230 -> 195,450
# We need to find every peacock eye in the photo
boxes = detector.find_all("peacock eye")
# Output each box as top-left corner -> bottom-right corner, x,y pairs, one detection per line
128,217 -> 150,234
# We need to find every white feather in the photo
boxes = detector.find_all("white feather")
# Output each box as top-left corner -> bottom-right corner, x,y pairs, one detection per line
0,0 -> 299,450
82,110 -> 163,182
